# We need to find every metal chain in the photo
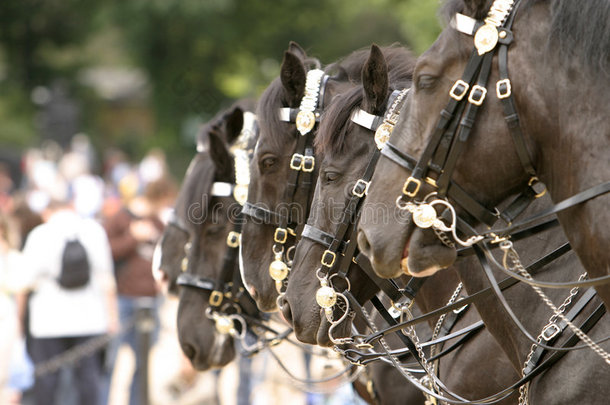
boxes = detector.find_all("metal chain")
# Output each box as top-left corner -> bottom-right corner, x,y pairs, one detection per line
434,228 -> 456,249
400,306 -> 443,402
501,241 -> 610,365
34,316 -> 137,377
431,283 -> 464,341
517,272 -> 586,405
430,282 -> 464,391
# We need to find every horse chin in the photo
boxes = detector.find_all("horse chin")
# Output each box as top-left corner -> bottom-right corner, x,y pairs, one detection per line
402,227 -> 456,277
207,334 -> 235,369
316,310 -> 352,347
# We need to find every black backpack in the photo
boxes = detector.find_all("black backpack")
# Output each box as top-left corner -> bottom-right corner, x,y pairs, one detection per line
58,238 -> 91,289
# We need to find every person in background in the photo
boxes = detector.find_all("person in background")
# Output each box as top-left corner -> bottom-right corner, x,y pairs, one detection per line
0,213 -> 27,404
101,176 -> 176,405
16,196 -> 118,405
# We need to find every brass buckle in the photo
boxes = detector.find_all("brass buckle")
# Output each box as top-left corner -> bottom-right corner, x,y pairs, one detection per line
449,79 -> 469,101
290,153 -> 303,170
226,231 -> 241,248
541,323 -> 560,341
468,84 -> 487,106
209,290 -> 223,306
352,179 -> 370,198
321,250 -> 336,267
402,176 -> 421,197
274,228 -> 288,244
302,155 -> 315,172
496,78 -> 512,99
528,177 -> 547,199
425,176 -> 437,187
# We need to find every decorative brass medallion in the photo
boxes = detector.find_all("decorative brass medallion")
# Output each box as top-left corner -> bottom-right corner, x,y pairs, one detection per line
474,23 -> 499,55
374,122 -> 394,149
269,257 -> 289,282
296,110 -> 316,135
412,204 -> 438,229
214,315 -> 234,334
316,285 -> 337,309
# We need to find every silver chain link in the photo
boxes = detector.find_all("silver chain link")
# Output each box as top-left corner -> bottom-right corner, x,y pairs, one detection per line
433,228 -> 456,249
500,241 -> 610,366
517,273 -> 586,405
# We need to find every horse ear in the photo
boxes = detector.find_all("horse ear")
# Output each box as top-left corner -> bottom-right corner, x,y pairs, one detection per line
196,127 -> 210,153
462,0 -> 491,19
208,132 -> 233,179
362,44 -> 389,114
223,106 -> 244,146
288,41 -> 308,61
280,51 -> 307,106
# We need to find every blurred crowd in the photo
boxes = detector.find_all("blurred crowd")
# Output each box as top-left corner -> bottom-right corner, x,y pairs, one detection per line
0,134 -> 180,405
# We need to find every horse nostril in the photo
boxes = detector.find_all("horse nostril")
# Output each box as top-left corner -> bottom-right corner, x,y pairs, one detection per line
278,296 -> 293,325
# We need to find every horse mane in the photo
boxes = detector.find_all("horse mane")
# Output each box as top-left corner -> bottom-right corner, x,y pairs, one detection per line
315,46 -> 416,157
440,0 -> 610,78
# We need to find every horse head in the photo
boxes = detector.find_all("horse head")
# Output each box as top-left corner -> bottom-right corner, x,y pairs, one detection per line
175,102 -> 254,370
240,42 -> 369,312
360,0 -> 610,301
280,44 -> 415,346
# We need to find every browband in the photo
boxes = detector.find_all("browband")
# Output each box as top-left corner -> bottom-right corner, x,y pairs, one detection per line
351,109 -> 384,132
211,182 -> 233,197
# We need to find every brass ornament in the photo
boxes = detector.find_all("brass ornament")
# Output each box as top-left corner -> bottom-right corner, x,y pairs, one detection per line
181,257 -> 188,272
412,204 -> 438,229
474,23 -> 499,55
214,315 -> 234,335
296,110 -> 316,135
316,284 -> 337,309
374,122 -> 394,149
269,252 -> 289,282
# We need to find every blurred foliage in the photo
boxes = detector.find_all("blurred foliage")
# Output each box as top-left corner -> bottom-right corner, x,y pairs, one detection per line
0,0 -> 442,177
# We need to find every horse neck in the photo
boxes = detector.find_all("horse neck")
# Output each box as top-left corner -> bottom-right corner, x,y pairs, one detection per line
510,4 -> 610,285
454,195 -> 590,370
517,49 -> 610,292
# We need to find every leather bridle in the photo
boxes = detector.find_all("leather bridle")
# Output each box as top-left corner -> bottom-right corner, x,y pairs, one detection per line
176,113 -> 267,340
378,0 -> 610,289
242,69 -> 330,293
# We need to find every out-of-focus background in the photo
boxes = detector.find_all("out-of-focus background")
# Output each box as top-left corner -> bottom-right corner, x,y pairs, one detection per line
0,1 -> 442,404
0,0 -> 441,175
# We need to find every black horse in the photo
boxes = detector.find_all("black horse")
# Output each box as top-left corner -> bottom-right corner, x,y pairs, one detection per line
357,0 -> 610,311
282,44 -> 518,404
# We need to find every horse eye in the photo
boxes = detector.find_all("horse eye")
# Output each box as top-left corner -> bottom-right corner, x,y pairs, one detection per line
417,74 -> 437,90
324,171 -> 340,183
260,156 -> 277,170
